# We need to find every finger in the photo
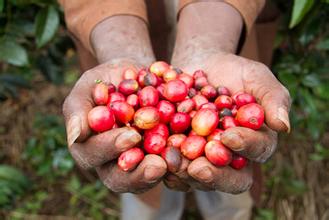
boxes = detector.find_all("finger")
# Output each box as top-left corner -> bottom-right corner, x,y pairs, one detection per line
188,157 -> 253,194
244,63 -> 291,132
164,174 -> 191,192
221,126 -> 277,163
96,154 -> 167,193
70,127 -> 141,169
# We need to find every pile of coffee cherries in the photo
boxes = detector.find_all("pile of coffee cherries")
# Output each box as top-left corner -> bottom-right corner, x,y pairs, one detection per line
87,61 -> 265,172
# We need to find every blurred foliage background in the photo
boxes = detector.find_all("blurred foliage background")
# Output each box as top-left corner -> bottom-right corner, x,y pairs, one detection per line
0,0 -> 328,219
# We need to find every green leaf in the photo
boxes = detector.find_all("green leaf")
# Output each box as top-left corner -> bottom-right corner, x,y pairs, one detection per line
289,0 -> 315,28
0,0 -> 3,13
35,5 -> 59,48
316,38 -> 329,50
0,165 -> 29,187
0,39 -> 29,66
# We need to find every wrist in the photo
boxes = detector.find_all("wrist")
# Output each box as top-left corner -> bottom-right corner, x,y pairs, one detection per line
91,16 -> 155,66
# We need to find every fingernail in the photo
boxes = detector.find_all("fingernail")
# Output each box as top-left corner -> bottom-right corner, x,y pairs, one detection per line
221,132 -> 244,151
115,130 -> 141,150
67,115 -> 81,147
277,107 -> 291,133
144,166 -> 162,183
191,167 -> 213,182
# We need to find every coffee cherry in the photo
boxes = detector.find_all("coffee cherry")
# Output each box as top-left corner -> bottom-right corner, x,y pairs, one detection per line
142,72 -> 158,87
236,103 -> 264,130
221,116 -> 239,130
192,94 -> 208,110
118,79 -> 139,95
144,133 -> 166,154
164,79 -> 188,102
118,148 -> 144,171
122,68 -> 138,80
156,83 -> 166,99
207,129 -> 224,141
167,134 -> 187,148
137,68 -> 149,87
134,106 -> 160,129
126,94 -> 139,109
139,86 -> 159,107
194,76 -> 208,90
92,81 -> 109,105
170,112 -> 191,133
109,101 -> 135,125
150,61 -> 170,77
177,99 -> 196,113
217,86 -> 231,96
205,140 -> 232,166
88,106 -> 115,132
144,123 -> 169,139
181,135 -> 206,160
178,73 -> 194,88
192,109 -> 219,136
201,85 -> 217,100
189,110 -> 197,118
108,92 -> 125,105
200,102 -> 217,111
163,69 -> 178,82
230,154 -> 248,170
161,147 -> 182,173
188,88 -> 197,98
234,93 -> 256,108
157,100 -> 176,124
108,83 -> 116,94
214,95 -> 233,110
193,70 -> 206,79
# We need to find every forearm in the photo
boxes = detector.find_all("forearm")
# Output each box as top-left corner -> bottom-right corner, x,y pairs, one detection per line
172,2 -> 243,65
91,16 -> 155,65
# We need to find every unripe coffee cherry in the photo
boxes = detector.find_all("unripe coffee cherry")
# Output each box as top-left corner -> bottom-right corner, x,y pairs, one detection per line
122,68 -> 138,80
149,61 -> 170,77
118,148 -> 144,171
88,106 -> 115,132
163,69 -> 178,82
126,94 -> 139,109
134,106 -> 160,129
192,109 -> 219,136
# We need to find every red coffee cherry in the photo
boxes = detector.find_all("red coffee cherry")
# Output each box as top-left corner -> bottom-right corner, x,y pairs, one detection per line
177,99 -> 196,113
108,92 -> 125,105
200,102 -> 217,111
164,79 -> 188,102
230,154 -> 248,170
214,95 -> 233,110
167,134 -> 187,148
144,133 -> 166,154
163,69 -> 178,82
144,123 -> 169,139
181,135 -> 207,160
118,148 -> 144,171
207,129 -> 224,141
157,100 -> 176,124
149,61 -> 170,77
122,68 -> 138,80
205,140 -> 232,166
221,116 -> 239,130
192,94 -> 208,110
170,112 -> 191,133
139,86 -> 159,107
108,83 -> 116,94
178,73 -> 194,88
126,94 -> 139,109
92,81 -> 109,105
200,85 -> 217,100
234,93 -> 256,108
118,79 -> 139,95
217,86 -> 231,96
88,106 -> 115,132
192,109 -> 219,136
236,103 -> 264,130
109,101 -> 135,125
194,76 -> 208,90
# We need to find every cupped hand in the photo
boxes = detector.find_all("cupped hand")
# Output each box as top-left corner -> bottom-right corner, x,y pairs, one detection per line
62,60 -> 167,193
170,53 -> 291,194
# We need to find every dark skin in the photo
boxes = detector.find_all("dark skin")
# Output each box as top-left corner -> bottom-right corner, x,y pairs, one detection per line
63,1 -> 291,207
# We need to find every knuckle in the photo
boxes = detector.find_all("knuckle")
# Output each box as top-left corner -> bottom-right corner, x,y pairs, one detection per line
231,176 -> 253,194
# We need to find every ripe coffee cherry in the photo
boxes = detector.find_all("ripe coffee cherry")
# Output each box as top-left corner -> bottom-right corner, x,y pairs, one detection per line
139,86 -> 159,107
122,68 -> 138,80
108,83 -> 116,94
134,106 -> 160,129
181,135 -> 206,160
164,79 -> 188,102
219,108 -> 232,118
109,101 -> 135,124
178,73 -> 194,88
170,112 -> 191,133
221,116 -> 239,130
126,94 -> 139,109
167,134 -> 187,148
214,95 -> 233,110
92,81 -> 109,105
137,68 -> 149,87
200,103 -> 217,111
88,106 -> 115,132
144,133 -> 166,154
177,99 -> 196,113
192,94 -> 208,110
108,92 -> 125,104
156,84 -> 166,99
118,79 -> 139,95
205,140 -> 232,166
157,100 -> 176,124
194,76 -> 208,90
236,103 -> 264,130
189,130 -> 198,136
188,88 -> 197,98
193,70 -> 206,79
207,129 -> 224,141
144,123 -> 169,139
230,154 -> 248,170
201,85 -> 217,100
150,61 -> 170,77
217,86 -> 231,96
161,147 -> 182,173
189,110 -> 197,118
192,109 -> 219,136
231,91 -> 244,102
118,148 -> 144,172
163,69 -> 178,82
143,72 -> 158,87
234,93 -> 256,108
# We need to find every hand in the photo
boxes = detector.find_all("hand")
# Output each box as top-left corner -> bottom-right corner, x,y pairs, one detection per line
170,52 -> 291,194
62,60 -> 167,193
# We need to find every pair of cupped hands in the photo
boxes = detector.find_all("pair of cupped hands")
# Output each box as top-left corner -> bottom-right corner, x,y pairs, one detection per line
63,52 -> 291,194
